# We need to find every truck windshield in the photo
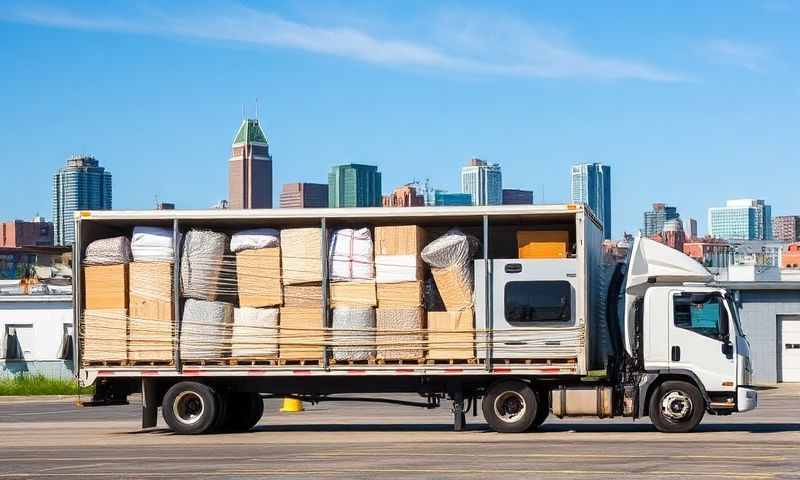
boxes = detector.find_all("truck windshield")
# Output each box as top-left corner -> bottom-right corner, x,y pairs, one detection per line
724,293 -> 744,337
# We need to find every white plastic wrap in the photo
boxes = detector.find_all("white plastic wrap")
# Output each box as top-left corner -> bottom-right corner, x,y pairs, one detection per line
131,226 -> 175,263
375,254 -> 418,283
331,307 -> 376,361
232,307 -> 279,358
84,236 -> 131,265
420,229 -> 479,269
329,228 -> 374,281
180,299 -> 232,360
230,228 -> 280,253
180,230 -> 228,300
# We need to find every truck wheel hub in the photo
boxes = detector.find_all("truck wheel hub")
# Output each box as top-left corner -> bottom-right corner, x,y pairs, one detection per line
174,391 -> 205,425
494,391 -> 526,423
661,391 -> 692,421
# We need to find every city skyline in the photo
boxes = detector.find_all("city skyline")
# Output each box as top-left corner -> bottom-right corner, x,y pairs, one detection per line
2,2 -> 799,237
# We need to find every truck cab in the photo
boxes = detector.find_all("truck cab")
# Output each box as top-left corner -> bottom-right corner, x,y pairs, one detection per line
624,236 -> 757,432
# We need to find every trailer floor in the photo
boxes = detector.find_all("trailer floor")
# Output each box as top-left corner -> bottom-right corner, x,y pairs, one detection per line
0,386 -> 798,479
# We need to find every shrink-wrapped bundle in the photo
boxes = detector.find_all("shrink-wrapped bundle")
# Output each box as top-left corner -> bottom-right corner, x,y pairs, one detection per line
376,308 -> 424,360
82,309 -> 128,362
128,261 -> 173,362
374,225 -> 426,283
332,307 -> 376,361
280,228 -> 322,285
421,229 -> 479,310
232,307 -> 279,358
131,226 -> 175,263
179,299 -> 232,360
180,230 -> 228,301
84,236 -> 131,265
329,228 -> 374,281
230,228 -> 280,253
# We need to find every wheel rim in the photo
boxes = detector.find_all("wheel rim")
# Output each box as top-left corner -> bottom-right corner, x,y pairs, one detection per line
660,390 -> 692,422
173,391 -> 205,425
493,391 -> 527,424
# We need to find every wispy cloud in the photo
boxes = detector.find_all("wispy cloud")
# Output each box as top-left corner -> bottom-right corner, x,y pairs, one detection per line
703,39 -> 771,72
3,3 -> 686,82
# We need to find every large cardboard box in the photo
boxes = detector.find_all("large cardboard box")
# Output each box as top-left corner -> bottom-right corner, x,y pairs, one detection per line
82,309 -> 128,362
374,226 -> 426,282
84,264 -> 129,310
376,281 -> 423,308
283,283 -> 323,308
517,230 -> 569,259
236,247 -> 283,307
329,281 -> 377,308
279,307 -> 325,360
431,266 -> 473,310
281,228 -> 322,285
427,309 -> 474,360
376,307 -> 425,360
128,262 -> 173,362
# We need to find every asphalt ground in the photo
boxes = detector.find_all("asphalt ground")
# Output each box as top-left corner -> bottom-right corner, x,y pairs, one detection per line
0,385 -> 798,479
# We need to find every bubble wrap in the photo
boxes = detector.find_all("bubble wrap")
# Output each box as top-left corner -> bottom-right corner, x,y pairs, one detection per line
180,299 -> 232,360
232,307 -> 279,358
332,307 -> 375,361
376,308 -> 424,360
180,229 -> 229,300
420,229 -> 479,269
84,236 -> 132,265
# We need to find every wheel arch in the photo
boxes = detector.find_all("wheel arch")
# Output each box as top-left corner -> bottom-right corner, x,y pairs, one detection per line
641,370 -> 711,417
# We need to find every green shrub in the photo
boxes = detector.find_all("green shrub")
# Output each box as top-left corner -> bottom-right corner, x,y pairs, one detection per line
0,374 -> 94,396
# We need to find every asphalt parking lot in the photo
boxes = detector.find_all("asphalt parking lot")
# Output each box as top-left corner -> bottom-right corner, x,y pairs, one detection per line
0,385 -> 798,479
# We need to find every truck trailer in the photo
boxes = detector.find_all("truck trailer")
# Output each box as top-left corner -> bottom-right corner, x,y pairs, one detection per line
74,204 -> 757,434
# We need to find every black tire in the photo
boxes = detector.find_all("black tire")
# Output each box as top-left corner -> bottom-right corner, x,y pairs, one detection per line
162,382 -> 219,435
222,392 -> 264,432
528,390 -> 549,431
482,380 -> 538,433
649,380 -> 705,433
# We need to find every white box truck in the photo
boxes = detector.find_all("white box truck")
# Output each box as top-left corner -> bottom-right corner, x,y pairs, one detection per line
74,204 -> 757,434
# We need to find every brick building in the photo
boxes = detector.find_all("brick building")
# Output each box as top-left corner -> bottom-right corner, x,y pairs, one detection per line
0,218 -> 54,247
773,216 -> 800,242
382,184 -> 424,207
229,119 -> 272,209
279,183 -> 328,208
683,237 -> 731,268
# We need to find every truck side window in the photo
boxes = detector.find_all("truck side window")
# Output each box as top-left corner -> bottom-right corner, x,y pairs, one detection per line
505,281 -> 572,325
673,295 -> 725,340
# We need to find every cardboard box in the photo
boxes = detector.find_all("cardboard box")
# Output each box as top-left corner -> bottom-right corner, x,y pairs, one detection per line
517,230 -> 569,259
376,281 -> 423,308
236,247 -> 283,307
82,309 -> 128,362
329,281 -> 377,308
283,283 -> 323,308
431,266 -> 473,310
84,264 -> 129,310
376,307 -> 425,360
279,307 -> 325,360
128,262 -> 173,362
374,226 -> 426,282
427,309 -> 474,360
280,228 -> 322,285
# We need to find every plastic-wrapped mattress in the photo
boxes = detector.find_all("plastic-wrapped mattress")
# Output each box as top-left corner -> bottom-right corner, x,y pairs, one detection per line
84,236 -> 131,265
421,229 -> 478,310
329,228 -> 374,281
331,307 -> 375,361
230,228 -> 280,253
180,230 -> 228,300
179,299 -> 232,360
131,226 -> 175,263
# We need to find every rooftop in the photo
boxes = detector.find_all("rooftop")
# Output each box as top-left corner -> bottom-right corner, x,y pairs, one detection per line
232,119 -> 268,145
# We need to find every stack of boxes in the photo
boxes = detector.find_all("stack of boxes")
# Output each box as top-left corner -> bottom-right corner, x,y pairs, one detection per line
83,260 -> 129,362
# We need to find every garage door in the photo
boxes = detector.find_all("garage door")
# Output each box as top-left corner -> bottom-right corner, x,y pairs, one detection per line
781,316 -> 800,383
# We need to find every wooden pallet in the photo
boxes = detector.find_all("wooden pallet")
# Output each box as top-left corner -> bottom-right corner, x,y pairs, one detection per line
375,358 -> 426,365
277,358 -> 323,366
330,357 -> 376,366
227,357 -> 279,366
128,360 -> 175,367
495,358 -> 578,365
83,360 -> 127,367
425,358 -> 479,365
182,359 -> 229,367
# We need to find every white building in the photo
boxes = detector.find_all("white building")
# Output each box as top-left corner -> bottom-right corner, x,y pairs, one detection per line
460,158 -> 502,206
1,295 -> 73,379
708,199 -> 772,241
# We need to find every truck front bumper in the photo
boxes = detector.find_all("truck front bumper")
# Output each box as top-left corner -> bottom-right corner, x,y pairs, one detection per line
736,387 -> 758,412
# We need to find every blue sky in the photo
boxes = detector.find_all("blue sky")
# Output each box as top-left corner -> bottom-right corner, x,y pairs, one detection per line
1,1 -> 797,238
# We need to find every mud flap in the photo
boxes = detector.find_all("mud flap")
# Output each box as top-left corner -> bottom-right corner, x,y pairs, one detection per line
142,378 -> 158,429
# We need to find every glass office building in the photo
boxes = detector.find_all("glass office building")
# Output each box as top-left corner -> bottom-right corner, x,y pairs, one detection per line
52,155 -> 112,246
708,199 -> 772,241
571,163 -> 612,239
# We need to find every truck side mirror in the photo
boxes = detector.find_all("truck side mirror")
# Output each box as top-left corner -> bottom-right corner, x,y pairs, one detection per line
719,303 -> 730,340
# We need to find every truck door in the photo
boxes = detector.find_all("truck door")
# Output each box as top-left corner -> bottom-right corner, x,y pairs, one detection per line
668,291 -> 736,392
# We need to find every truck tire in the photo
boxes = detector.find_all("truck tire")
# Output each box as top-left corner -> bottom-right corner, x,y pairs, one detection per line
482,380 -> 538,433
222,392 -> 264,432
649,380 -> 705,433
162,381 -> 219,435
528,390 -> 549,431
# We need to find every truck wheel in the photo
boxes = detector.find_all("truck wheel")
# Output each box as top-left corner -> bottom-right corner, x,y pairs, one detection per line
528,390 -> 549,431
223,392 -> 264,432
482,380 -> 537,433
649,380 -> 705,433
162,382 -> 219,435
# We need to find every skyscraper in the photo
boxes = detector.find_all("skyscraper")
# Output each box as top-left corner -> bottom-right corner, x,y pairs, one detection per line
772,215 -> 800,242
708,199 -> 772,240
280,183 -> 328,208
570,163 -> 611,239
643,203 -> 679,237
228,118 -> 272,209
460,158 -> 502,206
52,155 -> 112,246
328,164 -> 382,208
